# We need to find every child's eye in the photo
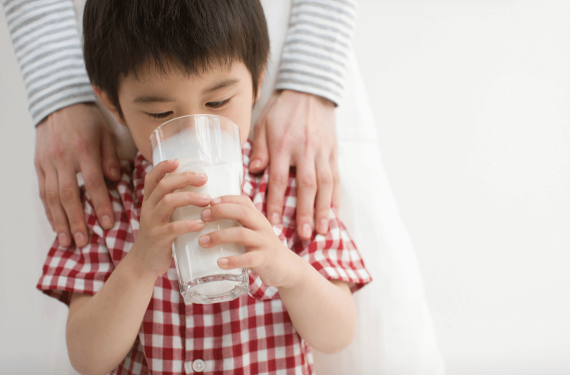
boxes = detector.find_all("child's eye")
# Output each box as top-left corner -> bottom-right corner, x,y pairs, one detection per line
206,98 -> 230,109
147,111 -> 173,119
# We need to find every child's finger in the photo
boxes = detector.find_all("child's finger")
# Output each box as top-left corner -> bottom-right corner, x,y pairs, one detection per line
209,194 -> 255,207
199,226 -> 261,249
165,218 -> 206,240
155,191 -> 211,220
201,202 -> 261,229
217,252 -> 260,270
143,159 -> 180,200
146,170 -> 207,207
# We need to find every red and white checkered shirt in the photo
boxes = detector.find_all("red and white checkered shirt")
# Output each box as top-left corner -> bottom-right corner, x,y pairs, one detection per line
37,140 -> 372,375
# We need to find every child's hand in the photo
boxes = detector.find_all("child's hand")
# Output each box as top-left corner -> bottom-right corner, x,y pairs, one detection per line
199,195 -> 302,289
131,159 -> 209,278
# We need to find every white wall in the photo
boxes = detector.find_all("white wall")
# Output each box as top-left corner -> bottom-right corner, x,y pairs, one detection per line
352,1 -> 570,375
1,1 -> 569,374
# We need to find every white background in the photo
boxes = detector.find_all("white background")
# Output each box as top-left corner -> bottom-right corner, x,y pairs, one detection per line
1,1 -> 569,374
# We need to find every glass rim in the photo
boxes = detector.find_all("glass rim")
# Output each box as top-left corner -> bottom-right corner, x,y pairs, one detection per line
150,114 -> 238,140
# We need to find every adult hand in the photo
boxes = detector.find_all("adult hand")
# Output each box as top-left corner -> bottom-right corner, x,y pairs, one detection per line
35,103 -> 121,248
250,90 -> 340,240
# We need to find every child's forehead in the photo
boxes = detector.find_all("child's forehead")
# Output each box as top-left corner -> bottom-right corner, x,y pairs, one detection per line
125,57 -> 240,84
117,59 -> 253,99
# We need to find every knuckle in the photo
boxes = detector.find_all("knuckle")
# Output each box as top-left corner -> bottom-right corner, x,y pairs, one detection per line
45,190 -> 59,206
72,138 -> 92,155
157,178 -> 170,191
84,173 -> 104,190
243,252 -> 257,267
298,175 -> 317,190
59,186 -> 76,204
52,143 -> 66,161
270,173 -> 289,188
318,172 -> 333,187
162,193 -> 173,207
235,227 -> 248,242
315,206 -> 330,218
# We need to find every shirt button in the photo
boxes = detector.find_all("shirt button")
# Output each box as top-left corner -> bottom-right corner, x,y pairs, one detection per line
192,359 -> 206,372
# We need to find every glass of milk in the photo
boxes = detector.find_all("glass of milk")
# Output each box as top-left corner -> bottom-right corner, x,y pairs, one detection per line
149,115 -> 248,304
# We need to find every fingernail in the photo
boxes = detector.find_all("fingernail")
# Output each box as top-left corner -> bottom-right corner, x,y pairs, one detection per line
74,232 -> 85,246
201,208 -> 211,219
211,197 -> 221,205
197,173 -> 207,180
218,258 -> 228,267
101,215 -> 112,228
251,159 -> 261,170
195,219 -> 204,226
271,212 -> 280,225
302,223 -> 312,238
200,235 -> 210,246
58,233 -> 69,246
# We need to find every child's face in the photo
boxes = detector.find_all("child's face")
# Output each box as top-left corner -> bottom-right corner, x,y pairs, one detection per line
98,61 -> 257,162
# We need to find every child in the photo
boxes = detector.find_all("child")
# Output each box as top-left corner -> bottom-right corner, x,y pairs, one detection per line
37,0 -> 372,373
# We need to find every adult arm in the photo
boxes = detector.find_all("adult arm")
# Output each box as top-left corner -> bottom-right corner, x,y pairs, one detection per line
251,0 -> 357,239
2,0 -> 120,247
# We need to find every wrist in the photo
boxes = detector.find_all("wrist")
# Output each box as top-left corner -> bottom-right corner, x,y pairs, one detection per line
277,250 -> 312,290
122,247 -> 160,285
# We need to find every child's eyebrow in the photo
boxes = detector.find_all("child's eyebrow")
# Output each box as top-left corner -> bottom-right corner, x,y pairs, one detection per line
202,78 -> 239,94
133,95 -> 176,103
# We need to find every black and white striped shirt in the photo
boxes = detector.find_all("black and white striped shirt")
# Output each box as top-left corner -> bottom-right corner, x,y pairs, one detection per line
3,0 -> 356,126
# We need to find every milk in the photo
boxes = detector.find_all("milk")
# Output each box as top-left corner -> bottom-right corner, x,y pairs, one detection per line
170,160 -> 245,283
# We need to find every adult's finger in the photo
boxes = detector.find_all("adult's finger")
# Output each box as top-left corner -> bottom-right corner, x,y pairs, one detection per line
35,161 -> 54,230
44,165 -> 71,247
79,155 -> 115,232
265,156 -> 291,226
100,126 -> 121,182
314,158 -> 334,235
249,119 -> 269,174
330,146 -> 341,212
294,160 -> 318,240
58,163 -> 88,247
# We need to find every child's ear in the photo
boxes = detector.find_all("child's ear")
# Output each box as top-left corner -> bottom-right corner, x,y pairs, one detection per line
93,86 -> 126,126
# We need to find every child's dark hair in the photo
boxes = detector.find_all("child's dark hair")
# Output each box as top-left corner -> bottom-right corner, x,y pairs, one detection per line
83,0 -> 270,117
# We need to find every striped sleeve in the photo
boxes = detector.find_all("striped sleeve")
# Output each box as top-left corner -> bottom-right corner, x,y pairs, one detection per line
275,0 -> 357,105
2,0 -> 96,126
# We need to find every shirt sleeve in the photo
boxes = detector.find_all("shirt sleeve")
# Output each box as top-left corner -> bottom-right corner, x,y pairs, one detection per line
275,0 -> 357,106
36,191 -> 114,306
2,0 -> 96,126
290,210 -> 372,293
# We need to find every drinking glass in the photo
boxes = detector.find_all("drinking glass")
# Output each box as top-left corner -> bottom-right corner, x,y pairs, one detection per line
149,115 -> 248,304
